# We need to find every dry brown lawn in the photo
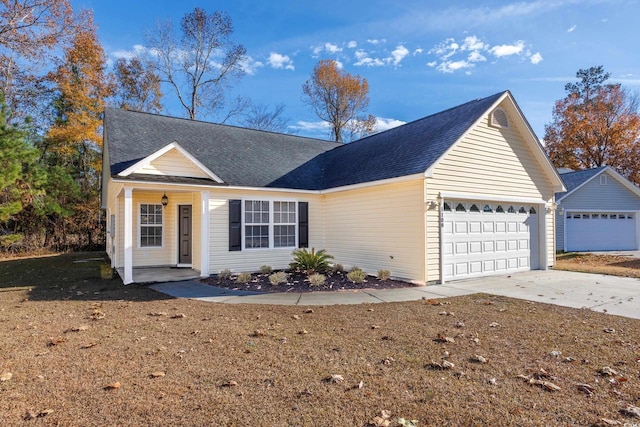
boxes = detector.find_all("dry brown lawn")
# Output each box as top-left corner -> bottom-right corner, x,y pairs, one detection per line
1,253 -> 640,426
555,253 -> 640,279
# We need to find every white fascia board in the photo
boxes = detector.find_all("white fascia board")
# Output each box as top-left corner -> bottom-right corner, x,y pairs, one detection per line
117,141 -> 224,183
439,191 -> 547,205
111,173 -> 426,195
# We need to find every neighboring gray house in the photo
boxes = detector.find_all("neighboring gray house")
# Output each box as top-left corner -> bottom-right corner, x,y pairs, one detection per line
556,166 -> 640,251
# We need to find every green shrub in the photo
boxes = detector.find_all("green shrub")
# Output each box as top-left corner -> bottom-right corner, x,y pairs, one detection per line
269,271 -> 288,285
218,269 -> 232,280
259,265 -> 273,274
236,272 -> 252,283
332,263 -> 344,273
308,273 -> 326,287
289,248 -> 334,274
347,267 -> 366,283
377,269 -> 391,280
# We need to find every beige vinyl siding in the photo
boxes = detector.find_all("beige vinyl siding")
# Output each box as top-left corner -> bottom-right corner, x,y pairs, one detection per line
323,179 -> 425,283
425,102 -> 556,281
208,190 -> 324,274
136,148 -> 210,178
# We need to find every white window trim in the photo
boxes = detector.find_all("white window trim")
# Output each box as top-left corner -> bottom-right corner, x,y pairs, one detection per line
138,203 -> 165,249
241,198 -> 299,251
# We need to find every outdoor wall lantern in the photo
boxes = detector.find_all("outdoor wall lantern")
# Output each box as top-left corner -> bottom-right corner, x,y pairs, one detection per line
161,193 -> 169,207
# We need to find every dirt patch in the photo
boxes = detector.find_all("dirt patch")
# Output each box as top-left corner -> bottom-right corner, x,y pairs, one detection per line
1,253 -> 640,426
555,253 -> 640,278
201,270 -> 418,293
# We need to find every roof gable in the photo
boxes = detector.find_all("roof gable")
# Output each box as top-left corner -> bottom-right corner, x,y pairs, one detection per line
557,166 -> 640,201
117,142 -> 223,182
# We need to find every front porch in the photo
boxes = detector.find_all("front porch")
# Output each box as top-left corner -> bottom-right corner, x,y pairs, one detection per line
116,266 -> 201,284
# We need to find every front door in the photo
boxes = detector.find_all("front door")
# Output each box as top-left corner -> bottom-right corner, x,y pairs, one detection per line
178,205 -> 192,265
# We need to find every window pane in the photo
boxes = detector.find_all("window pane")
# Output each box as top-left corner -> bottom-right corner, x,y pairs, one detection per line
274,225 -> 295,248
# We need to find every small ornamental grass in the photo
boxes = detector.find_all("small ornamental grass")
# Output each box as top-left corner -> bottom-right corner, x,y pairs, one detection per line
259,265 -> 273,274
289,248 -> 334,274
347,267 -> 366,283
308,273 -> 326,287
269,271 -> 288,285
236,272 -> 252,283
218,269 -> 232,280
377,269 -> 391,280
332,263 -> 344,273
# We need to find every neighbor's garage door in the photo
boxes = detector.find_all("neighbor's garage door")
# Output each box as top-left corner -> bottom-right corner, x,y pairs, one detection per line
443,201 -> 539,281
565,212 -> 637,251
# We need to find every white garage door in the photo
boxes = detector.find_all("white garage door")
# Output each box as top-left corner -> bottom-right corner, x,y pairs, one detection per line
443,201 -> 539,281
565,212 -> 637,251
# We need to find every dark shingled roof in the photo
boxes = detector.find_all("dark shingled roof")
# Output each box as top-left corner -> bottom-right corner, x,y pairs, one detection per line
105,108 -> 342,188
105,91 -> 507,190
556,167 -> 607,201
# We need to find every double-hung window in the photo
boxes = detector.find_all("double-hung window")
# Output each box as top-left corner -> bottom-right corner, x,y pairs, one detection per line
244,200 -> 270,248
243,200 -> 297,249
273,201 -> 296,248
140,204 -> 163,247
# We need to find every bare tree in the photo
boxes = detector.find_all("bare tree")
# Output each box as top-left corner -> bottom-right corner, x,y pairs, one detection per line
113,57 -> 163,113
240,103 -> 291,133
145,7 -> 247,120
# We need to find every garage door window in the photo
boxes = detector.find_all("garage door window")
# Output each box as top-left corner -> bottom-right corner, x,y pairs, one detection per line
456,203 -> 466,212
496,205 -> 505,213
483,205 -> 492,213
470,204 -> 480,212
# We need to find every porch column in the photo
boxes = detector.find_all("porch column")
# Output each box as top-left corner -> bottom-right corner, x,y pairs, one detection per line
124,187 -> 133,284
200,191 -> 210,277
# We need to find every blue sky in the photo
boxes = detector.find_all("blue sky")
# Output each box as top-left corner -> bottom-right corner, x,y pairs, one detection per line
72,0 -> 640,140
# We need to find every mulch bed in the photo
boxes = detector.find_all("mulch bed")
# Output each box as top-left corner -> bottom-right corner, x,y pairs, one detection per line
201,270 -> 418,293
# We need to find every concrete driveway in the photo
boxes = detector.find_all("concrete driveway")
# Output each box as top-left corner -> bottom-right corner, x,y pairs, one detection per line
440,270 -> 640,319
151,270 -> 640,319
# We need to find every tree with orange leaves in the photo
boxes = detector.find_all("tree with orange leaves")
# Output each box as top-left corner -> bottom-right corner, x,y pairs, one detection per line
41,11 -> 114,248
544,66 -> 640,184
302,59 -> 376,142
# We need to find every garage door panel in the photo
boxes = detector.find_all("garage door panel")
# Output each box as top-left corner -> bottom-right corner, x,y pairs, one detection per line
566,212 -> 637,251
443,200 -> 539,281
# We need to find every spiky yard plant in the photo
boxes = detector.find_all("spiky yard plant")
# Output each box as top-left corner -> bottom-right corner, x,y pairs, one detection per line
289,248 -> 334,274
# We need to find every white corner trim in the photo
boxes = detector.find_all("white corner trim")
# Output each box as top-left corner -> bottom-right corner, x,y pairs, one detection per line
117,141 -> 224,183
439,191 -> 547,205
200,191 -> 210,277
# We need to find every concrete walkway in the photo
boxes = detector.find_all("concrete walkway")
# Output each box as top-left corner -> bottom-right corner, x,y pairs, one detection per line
150,270 -> 640,319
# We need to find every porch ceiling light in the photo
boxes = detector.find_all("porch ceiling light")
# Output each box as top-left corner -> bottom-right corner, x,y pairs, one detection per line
161,193 -> 169,207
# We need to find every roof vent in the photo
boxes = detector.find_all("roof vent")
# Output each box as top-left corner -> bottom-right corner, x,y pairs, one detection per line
490,108 -> 509,129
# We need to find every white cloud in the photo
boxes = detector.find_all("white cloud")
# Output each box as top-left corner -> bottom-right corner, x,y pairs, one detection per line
112,44 -> 148,60
367,38 -> 386,45
567,25 -> 577,33
376,117 -> 406,132
468,50 -> 486,63
530,52 -> 543,64
489,40 -> 525,57
413,48 -> 423,56
312,42 -> 344,57
267,52 -> 294,70
434,60 -> 474,74
461,35 -> 487,51
291,120 -> 331,135
240,56 -> 264,75
324,42 -> 342,54
347,40 -> 357,49
391,45 -> 409,66
334,60 -> 344,70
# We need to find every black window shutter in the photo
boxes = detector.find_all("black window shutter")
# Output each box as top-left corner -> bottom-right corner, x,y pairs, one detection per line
298,201 -> 309,248
229,199 -> 242,251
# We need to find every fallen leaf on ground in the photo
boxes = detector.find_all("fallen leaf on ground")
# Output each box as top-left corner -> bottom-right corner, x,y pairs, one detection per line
221,380 -> 238,387
150,371 -> 166,378
325,374 -> 344,383
251,330 -> 265,337
171,313 -> 186,319
600,418 -> 621,425
620,405 -> 640,418
0,372 -> 12,381
80,342 -> 97,349
67,325 -> 89,332
603,328 -> 615,333
292,315 -> 301,320
576,383 -> 594,396
304,309 -> 314,313
489,322 -> 500,327
471,355 -> 487,363
148,312 -> 167,317
427,360 -> 455,370
599,366 -> 618,376
298,329 -> 309,335
48,337 -> 65,346
435,334 -> 455,343
104,381 -> 121,390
